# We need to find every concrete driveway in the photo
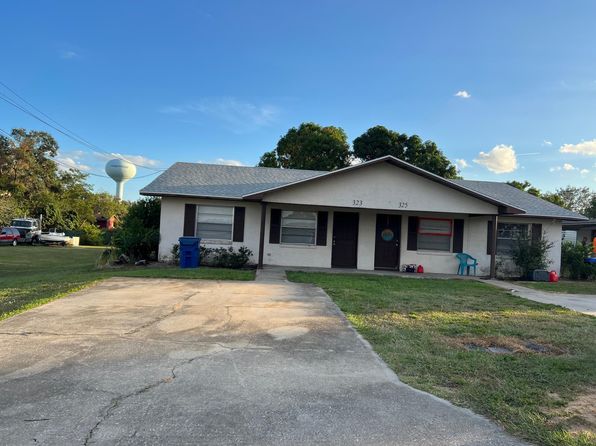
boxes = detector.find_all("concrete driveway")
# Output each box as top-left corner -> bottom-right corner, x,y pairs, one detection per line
0,274 -> 524,445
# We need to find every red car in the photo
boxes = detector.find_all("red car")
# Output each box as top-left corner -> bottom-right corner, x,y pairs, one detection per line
0,227 -> 21,246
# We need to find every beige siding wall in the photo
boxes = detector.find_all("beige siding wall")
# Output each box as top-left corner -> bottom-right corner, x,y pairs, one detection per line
263,162 -> 498,215
158,201 -> 563,275
158,197 -> 261,262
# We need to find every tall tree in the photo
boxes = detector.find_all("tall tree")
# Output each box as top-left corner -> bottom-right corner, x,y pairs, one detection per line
352,125 -> 459,178
506,180 -> 542,197
257,122 -> 351,171
552,186 -> 594,215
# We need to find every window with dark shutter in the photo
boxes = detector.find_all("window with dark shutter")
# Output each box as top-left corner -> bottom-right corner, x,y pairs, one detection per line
453,219 -> 464,253
233,207 -> 245,242
183,204 -> 196,236
407,216 -> 418,251
316,211 -> 328,246
269,209 -> 281,244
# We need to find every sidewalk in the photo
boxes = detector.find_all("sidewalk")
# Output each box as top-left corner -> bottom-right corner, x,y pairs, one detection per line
484,280 -> 596,316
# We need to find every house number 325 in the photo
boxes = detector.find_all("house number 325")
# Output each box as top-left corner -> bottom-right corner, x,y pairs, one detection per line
352,199 -> 363,206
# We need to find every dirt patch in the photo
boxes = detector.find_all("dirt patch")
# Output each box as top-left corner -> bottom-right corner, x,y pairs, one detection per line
450,336 -> 566,355
547,387 -> 596,437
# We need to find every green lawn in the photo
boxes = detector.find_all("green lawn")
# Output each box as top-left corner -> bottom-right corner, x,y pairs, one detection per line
287,271 -> 596,446
519,280 -> 596,295
0,246 -> 254,320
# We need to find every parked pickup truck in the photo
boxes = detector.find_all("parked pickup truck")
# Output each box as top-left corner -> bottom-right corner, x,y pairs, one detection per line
40,229 -> 73,246
10,218 -> 41,244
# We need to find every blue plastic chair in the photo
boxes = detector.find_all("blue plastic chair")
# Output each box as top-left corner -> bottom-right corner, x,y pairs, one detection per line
456,253 -> 478,276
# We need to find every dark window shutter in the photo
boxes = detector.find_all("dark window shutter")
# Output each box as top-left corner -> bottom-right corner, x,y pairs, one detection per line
407,216 -> 418,251
531,223 -> 542,243
487,220 -> 494,255
453,219 -> 464,253
316,211 -> 328,246
232,207 -> 245,242
269,209 -> 281,244
183,204 -> 196,236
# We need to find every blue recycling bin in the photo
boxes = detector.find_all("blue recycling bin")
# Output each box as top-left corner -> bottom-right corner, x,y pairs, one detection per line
178,237 -> 201,268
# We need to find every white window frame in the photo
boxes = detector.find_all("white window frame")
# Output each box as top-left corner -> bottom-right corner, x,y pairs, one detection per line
417,218 -> 453,252
195,205 -> 234,243
280,210 -> 317,246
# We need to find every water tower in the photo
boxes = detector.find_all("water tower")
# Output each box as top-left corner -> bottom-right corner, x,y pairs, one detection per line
105,159 -> 136,200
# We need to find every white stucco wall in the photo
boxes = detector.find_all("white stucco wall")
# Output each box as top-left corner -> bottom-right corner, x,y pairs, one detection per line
158,197 -> 261,262
263,162 -> 498,215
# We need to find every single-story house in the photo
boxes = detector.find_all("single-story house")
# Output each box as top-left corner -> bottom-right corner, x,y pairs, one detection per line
140,155 -> 586,277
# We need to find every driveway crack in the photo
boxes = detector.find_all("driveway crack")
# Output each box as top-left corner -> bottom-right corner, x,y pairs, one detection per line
124,291 -> 198,335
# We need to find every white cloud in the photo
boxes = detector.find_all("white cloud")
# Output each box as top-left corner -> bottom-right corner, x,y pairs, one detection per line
454,158 -> 469,169
55,150 -> 91,171
93,151 -> 161,168
543,140 -> 552,146
214,158 -> 244,166
473,144 -> 518,174
560,139 -> 596,156
549,163 -> 590,175
160,97 -> 279,133
60,50 -> 78,59
454,90 -> 471,99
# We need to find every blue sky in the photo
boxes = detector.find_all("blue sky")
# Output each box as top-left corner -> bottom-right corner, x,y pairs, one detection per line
1,0 -> 596,200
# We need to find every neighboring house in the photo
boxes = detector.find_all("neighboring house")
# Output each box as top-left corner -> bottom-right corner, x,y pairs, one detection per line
562,220 -> 596,245
140,156 -> 586,277
96,215 -> 117,230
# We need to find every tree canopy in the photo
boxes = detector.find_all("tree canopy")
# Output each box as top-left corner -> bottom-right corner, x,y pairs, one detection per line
0,128 -> 128,229
353,126 -> 459,178
507,181 -> 595,215
257,122 -> 351,171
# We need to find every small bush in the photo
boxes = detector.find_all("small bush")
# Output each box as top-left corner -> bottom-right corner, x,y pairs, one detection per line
112,198 -> 160,261
511,233 -> 553,280
561,241 -> 596,280
171,243 -> 180,265
200,246 -> 253,269
78,222 -> 104,246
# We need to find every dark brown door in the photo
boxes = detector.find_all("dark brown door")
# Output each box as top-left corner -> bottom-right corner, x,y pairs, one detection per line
331,212 -> 359,268
374,214 -> 401,270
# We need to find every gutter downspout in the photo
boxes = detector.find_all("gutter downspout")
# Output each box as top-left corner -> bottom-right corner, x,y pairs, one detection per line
257,202 -> 267,269
489,215 -> 499,279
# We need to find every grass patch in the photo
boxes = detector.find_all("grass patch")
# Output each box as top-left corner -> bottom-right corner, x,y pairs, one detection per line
519,281 -> 596,295
0,246 -> 254,321
287,271 -> 596,446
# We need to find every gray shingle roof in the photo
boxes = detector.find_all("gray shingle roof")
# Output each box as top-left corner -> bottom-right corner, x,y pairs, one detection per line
141,161 -> 587,221
140,162 -> 325,199
451,179 -> 586,220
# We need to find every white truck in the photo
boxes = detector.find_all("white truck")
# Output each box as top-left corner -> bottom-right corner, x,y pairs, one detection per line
10,218 -> 42,244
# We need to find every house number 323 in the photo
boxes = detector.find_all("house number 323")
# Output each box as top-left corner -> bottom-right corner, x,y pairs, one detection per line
352,199 -> 363,206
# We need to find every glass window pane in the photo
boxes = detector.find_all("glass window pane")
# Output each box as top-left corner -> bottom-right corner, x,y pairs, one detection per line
281,211 -> 316,244
419,219 -> 451,235
417,234 -> 451,251
196,206 -> 233,240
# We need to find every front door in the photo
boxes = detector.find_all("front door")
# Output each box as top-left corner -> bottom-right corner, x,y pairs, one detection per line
374,214 -> 401,270
331,212 -> 359,268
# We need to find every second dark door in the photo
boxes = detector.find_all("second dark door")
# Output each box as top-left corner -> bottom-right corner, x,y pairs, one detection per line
331,212 -> 359,268
374,214 -> 401,270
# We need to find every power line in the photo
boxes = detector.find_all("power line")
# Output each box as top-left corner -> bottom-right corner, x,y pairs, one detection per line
0,81 -> 165,171
0,127 -> 160,180
0,127 -> 109,178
